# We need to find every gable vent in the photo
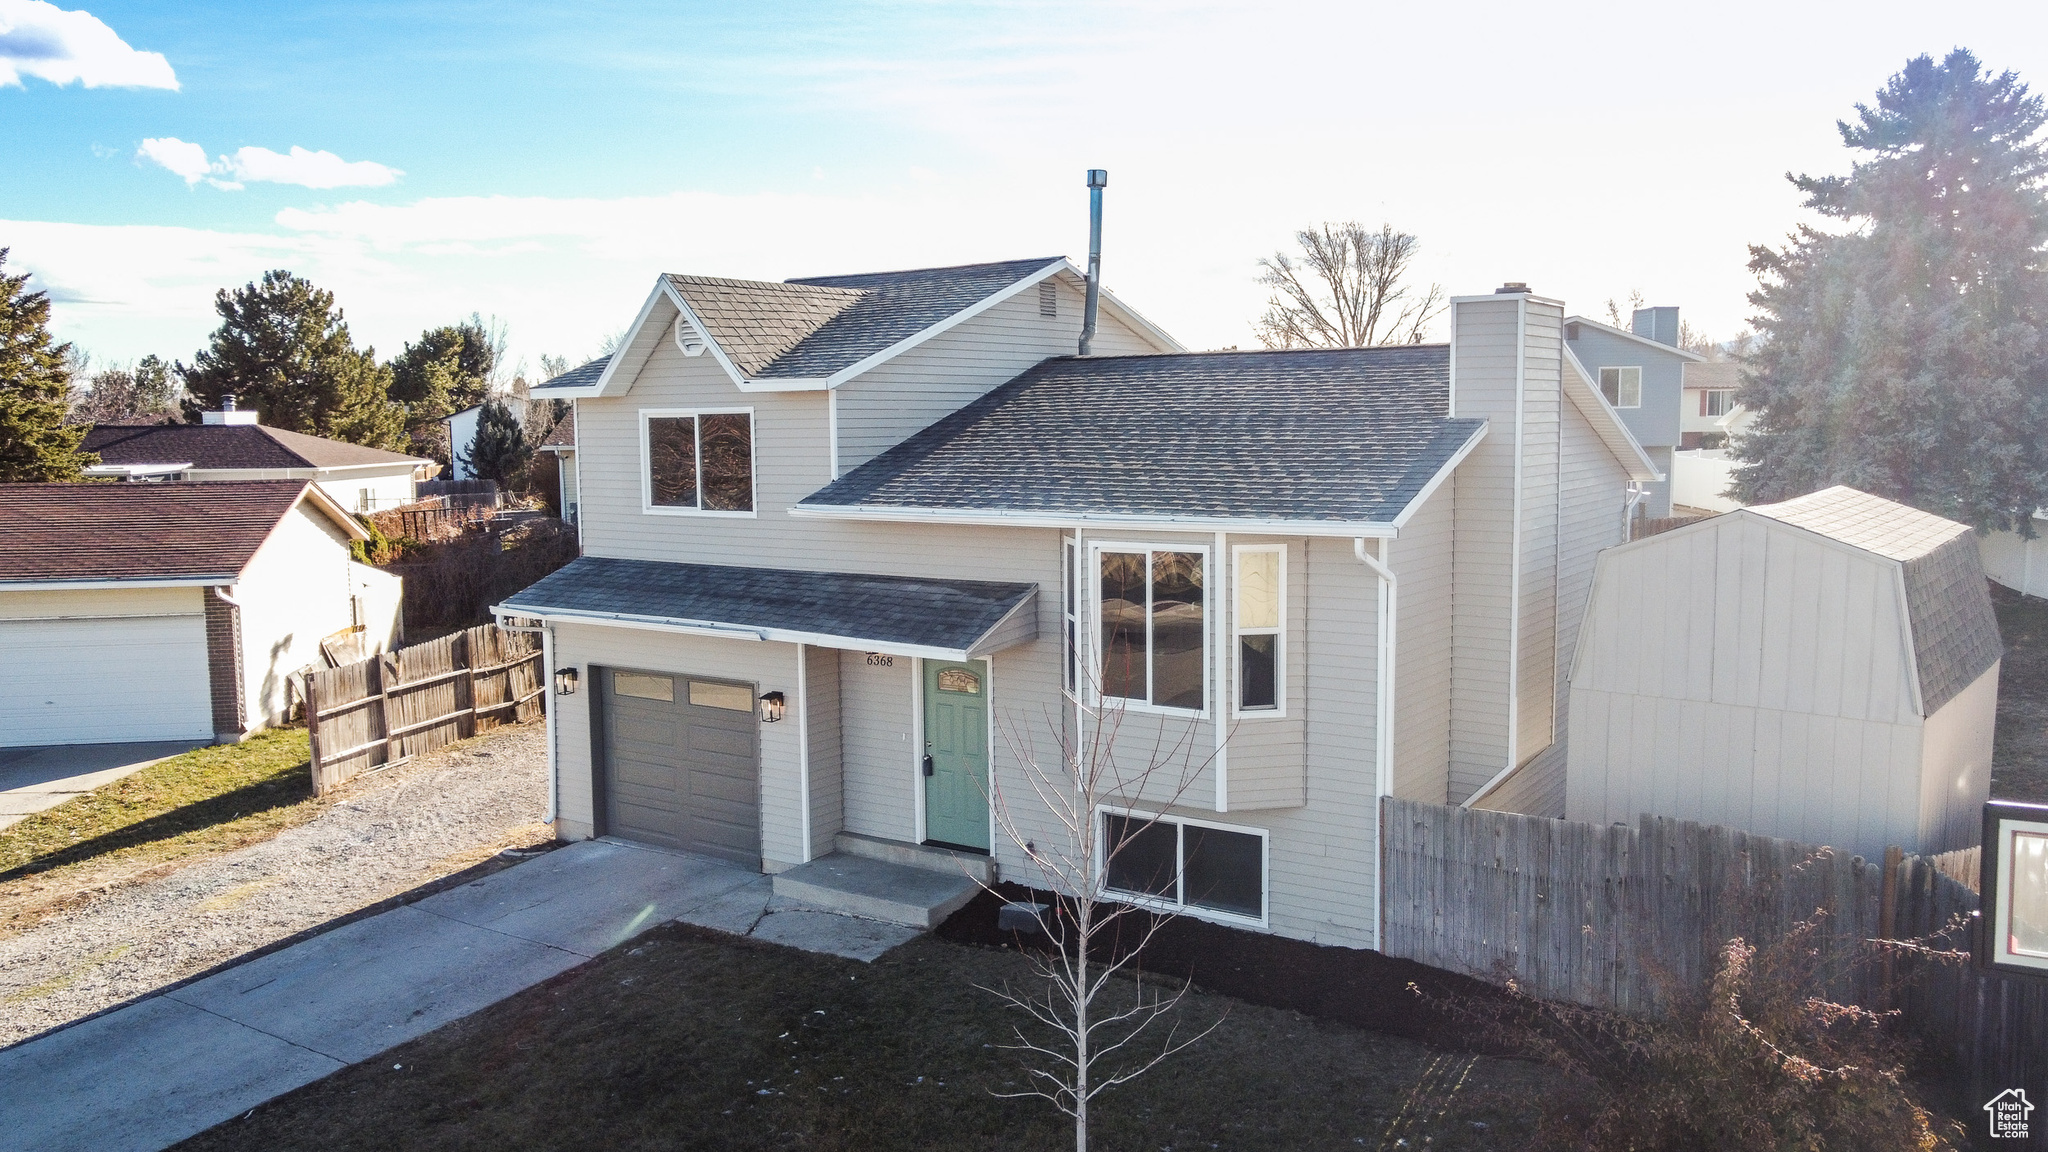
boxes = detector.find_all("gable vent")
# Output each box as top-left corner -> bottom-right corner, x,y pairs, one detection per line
1039,281 -> 1057,318
673,315 -> 708,357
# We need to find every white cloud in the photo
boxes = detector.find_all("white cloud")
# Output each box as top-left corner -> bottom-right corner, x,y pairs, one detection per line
136,137 -> 214,185
0,0 -> 176,89
221,146 -> 402,190
135,138 -> 401,190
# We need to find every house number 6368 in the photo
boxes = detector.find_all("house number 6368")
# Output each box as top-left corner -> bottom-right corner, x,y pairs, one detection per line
866,653 -> 894,667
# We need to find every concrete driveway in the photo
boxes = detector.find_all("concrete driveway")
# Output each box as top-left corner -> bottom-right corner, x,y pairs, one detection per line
0,837 -> 921,1152
0,741 -> 204,831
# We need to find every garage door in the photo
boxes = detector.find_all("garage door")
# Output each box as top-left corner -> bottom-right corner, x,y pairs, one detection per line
601,667 -> 760,867
0,615 -> 213,746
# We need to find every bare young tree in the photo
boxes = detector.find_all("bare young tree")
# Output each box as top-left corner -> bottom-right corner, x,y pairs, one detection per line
979,688 -> 1227,1152
1254,221 -> 1446,348
1603,289 -> 1647,329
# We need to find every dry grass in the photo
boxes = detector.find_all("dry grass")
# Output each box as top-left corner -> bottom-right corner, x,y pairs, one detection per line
174,927 -> 1548,1152
0,728 -> 325,938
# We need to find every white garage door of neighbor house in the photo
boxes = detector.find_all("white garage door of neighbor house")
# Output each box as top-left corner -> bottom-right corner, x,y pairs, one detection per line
0,615 -> 214,746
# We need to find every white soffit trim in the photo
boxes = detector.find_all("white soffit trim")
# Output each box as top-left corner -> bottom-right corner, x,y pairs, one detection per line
1389,423 -> 1489,528
787,502 -> 1398,537
1564,314 -> 1708,363
1562,346 -> 1663,482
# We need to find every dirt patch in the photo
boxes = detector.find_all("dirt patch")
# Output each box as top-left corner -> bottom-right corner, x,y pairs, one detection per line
1992,584 -> 2048,803
174,926 -> 1549,1152
0,722 -> 552,1048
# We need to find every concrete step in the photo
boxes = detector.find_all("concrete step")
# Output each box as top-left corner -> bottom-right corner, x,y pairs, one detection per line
771,853 -> 982,929
834,831 -> 994,885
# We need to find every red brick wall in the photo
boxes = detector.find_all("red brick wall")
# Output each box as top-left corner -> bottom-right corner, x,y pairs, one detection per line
204,587 -> 246,737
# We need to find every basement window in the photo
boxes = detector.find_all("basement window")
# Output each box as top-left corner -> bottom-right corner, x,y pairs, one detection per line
642,408 -> 755,515
1600,366 -> 1643,409
1100,809 -> 1267,924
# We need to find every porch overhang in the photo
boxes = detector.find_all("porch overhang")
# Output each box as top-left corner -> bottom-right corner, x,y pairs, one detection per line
494,556 -> 1038,661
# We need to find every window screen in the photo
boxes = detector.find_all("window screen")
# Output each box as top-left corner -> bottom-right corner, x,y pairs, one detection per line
647,416 -> 699,507
1600,367 -> 1642,408
646,412 -> 751,511
1236,550 -> 1281,711
1182,825 -> 1263,917
1096,548 -> 1205,710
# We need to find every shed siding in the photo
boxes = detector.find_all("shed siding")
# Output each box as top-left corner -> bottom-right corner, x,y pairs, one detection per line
1565,514 -> 1943,858
1917,661 -> 1997,854
1393,478 -> 1455,803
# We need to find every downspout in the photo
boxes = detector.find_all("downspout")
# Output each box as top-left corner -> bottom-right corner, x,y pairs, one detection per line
1623,481 -> 1646,541
1078,169 -> 1106,356
1353,539 -> 1397,797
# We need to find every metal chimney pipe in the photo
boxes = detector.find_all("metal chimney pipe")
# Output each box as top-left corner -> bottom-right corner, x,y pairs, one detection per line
1079,168 -> 1107,356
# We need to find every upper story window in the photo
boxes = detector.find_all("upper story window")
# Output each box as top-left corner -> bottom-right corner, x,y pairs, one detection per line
1234,547 -> 1283,713
641,408 -> 755,515
1096,545 -> 1206,712
1600,366 -> 1643,409
1702,389 -> 1736,417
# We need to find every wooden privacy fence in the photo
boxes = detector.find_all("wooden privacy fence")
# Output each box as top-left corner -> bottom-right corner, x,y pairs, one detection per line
1380,798 -> 2048,1104
305,623 -> 544,794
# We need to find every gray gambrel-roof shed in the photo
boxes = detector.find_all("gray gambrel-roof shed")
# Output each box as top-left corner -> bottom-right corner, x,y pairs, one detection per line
1565,486 -> 2002,858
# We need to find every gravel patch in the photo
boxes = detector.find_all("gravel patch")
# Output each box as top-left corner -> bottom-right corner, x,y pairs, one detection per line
0,722 -> 550,1048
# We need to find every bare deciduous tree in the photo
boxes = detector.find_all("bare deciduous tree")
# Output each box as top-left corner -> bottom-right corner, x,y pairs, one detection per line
979,690 -> 1226,1152
1603,289 -> 1647,329
1254,221 -> 1446,348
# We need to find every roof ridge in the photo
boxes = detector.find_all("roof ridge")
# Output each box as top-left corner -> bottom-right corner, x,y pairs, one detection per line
787,256 -> 1062,285
665,272 -> 867,298
254,424 -> 317,468
1058,344 -> 1450,362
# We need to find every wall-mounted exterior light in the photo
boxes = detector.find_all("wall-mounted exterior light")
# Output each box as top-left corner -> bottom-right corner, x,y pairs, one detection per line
1983,799 -> 2048,980
554,667 -> 579,696
759,690 -> 786,723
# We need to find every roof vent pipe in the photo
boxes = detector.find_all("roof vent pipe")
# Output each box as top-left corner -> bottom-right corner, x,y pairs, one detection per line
222,394 -> 237,411
1079,168 -> 1107,356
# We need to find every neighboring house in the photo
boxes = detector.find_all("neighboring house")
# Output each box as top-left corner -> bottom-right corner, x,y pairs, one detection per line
81,404 -> 437,513
1678,359 -> 1748,449
531,356 -> 608,524
0,481 -> 403,747
1982,511 -> 2048,599
1566,486 -> 2000,858
495,259 -> 1658,952
444,396 -> 528,481
1562,308 -> 1702,518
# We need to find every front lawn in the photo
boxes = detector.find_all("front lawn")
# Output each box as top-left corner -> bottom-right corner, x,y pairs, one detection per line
175,926 -> 1547,1152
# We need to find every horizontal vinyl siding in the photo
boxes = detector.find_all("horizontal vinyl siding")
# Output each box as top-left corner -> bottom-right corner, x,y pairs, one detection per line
805,645 -> 843,858
1220,535 -> 1306,811
1448,299 -> 1522,802
1393,479 -> 1454,803
839,649 -> 917,844
1516,305 -> 1561,770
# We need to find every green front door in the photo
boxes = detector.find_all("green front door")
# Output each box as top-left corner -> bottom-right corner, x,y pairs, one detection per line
923,659 -> 990,851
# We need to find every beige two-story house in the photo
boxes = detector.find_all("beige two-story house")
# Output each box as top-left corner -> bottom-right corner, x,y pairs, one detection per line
500,259 -> 1657,950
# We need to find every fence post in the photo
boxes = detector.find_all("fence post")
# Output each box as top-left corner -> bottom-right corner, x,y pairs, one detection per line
378,650 -> 398,766
305,671 -> 324,795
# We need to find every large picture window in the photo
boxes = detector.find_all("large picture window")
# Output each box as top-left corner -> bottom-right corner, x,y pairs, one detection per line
1096,547 -> 1205,711
643,409 -> 754,514
1234,547 -> 1282,713
1100,809 -> 1266,923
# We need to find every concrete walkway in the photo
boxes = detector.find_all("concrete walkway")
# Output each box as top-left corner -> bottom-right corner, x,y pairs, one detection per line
0,741 -> 203,831
0,838 -> 923,1152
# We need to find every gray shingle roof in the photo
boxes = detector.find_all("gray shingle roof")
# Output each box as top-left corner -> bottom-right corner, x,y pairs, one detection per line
501,557 -> 1038,656
1748,486 -> 2002,714
667,257 -> 1060,380
798,346 -> 1482,523
533,355 -> 610,391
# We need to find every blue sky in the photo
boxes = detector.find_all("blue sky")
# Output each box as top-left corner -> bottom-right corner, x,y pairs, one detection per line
8,0 -> 2048,377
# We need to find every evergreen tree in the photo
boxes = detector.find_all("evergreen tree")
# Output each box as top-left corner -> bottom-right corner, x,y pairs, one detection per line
460,398 -> 530,488
0,247 -> 94,480
389,318 -> 498,464
178,270 -> 408,450
1733,50 -> 2048,530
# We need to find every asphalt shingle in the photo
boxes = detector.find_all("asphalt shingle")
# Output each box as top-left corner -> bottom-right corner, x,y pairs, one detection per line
81,424 -> 427,470
0,481 -> 317,582
798,345 -> 1481,523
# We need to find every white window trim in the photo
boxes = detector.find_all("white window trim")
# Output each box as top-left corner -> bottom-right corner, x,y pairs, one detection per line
638,407 -> 759,518
1992,815 -> 2048,974
1094,804 -> 1269,928
1703,389 -> 1736,418
1600,366 -> 1643,409
1230,544 -> 1286,719
1062,537 -> 1080,699
1085,540 -> 1210,718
